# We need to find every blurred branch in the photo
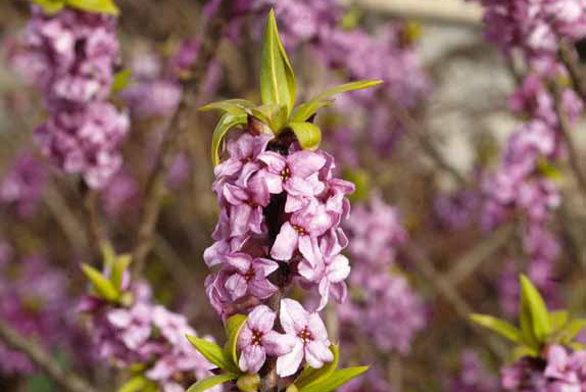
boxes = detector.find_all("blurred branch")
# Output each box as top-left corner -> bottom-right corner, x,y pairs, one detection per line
402,242 -> 508,360
343,0 -> 483,26
0,318 -> 98,392
559,44 -> 586,99
445,225 -> 513,285
131,6 -> 230,278
388,98 -> 469,186
43,183 -> 88,249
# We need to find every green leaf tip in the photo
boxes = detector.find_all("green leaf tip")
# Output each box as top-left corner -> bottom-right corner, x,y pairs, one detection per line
298,366 -> 370,392
66,0 -> 120,15
470,313 -> 522,343
261,9 -> 296,116
520,274 -> 551,343
186,334 -> 238,373
81,263 -> 119,302
186,373 -> 237,392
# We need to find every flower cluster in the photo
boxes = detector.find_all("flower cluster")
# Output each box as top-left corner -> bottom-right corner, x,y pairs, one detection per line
0,250 -> 80,376
80,276 -> 218,392
12,6 -> 129,188
474,0 -> 586,70
448,350 -> 499,392
340,195 -> 425,355
501,345 -> 586,391
0,150 -> 48,217
204,128 -> 354,375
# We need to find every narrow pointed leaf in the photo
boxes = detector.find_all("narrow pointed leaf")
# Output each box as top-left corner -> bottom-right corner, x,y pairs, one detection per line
66,0 -> 120,15
519,276 -> 539,348
186,373 -> 237,392
32,0 -> 65,13
101,242 -> 117,267
511,345 -> 539,362
81,264 -> 119,302
224,314 -> 247,369
295,345 -> 339,389
520,274 -> 551,342
211,113 -> 248,166
200,99 -> 256,115
186,335 -> 236,372
470,314 -> 523,343
310,80 -> 383,102
260,10 -> 296,115
112,254 -> 131,292
288,122 -> 321,150
290,101 -> 334,123
299,366 -> 369,392
560,319 -> 586,344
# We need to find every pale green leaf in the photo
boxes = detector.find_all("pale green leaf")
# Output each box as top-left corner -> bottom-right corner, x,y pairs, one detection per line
287,122 -> 321,150
111,69 -> 132,94
186,373 -> 237,392
199,99 -> 256,115
310,80 -> 383,102
101,242 -> 117,267
224,314 -> 247,369
81,264 -> 119,302
470,314 -> 523,343
66,0 -> 120,15
295,345 -> 339,389
117,375 -> 154,392
111,254 -> 131,292
260,9 -> 296,115
549,310 -> 569,332
290,101 -> 334,123
560,319 -> 586,344
299,366 -> 369,392
519,277 -> 539,349
511,345 -> 539,362
31,0 -> 65,14
520,274 -> 551,342
210,113 -> 248,166
186,335 -> 236,372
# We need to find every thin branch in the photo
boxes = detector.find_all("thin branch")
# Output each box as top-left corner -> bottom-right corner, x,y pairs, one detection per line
402,242 -> 508,360
387,98 -> 469,187
0,318 -> 98,392
43,183 -> 88,249
559,44 -> 586,99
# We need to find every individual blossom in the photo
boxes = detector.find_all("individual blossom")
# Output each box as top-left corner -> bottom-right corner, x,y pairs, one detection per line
277,298 -> 333,377
237,305 -> 295,373
222,253 -> 279,301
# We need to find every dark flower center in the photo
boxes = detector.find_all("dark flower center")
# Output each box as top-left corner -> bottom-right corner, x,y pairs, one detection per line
281,166 -> 291,182
252,330 -> 263,346
298,328 -> 312,343
293,225 -> 307,236
244,267 -> 255,281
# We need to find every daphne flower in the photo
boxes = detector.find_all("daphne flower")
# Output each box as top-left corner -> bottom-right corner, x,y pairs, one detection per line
237,305 -> 295,374
223,253 -> 279,301
277,299 -> 333,377
223,180 -> 270,236
271,201 -> 334,263
106,303 -> 152,350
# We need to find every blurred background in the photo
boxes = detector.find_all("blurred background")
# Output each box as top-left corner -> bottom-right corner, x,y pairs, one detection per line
0,0 -> 585,391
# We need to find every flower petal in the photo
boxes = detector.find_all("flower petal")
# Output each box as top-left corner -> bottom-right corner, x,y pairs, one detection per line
271,222 -> 299,261
239,344 -> 267,374
262,331 -> 296,356
276,339 -> 304,377
247,305 -> 276,332
280,298 -> 309,334
305,341 -> 333,369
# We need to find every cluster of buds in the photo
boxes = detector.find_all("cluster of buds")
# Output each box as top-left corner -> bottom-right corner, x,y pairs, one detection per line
10,2 -> 129,188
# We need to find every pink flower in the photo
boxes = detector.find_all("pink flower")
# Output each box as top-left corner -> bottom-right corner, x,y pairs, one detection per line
271,201 -> 334,263
298,231 -> 351,311
276,299 -> 333,377
106,303 -> 152,350
258,150 -> 326,203
237,305 -> 295,374
223,253 -> 279,301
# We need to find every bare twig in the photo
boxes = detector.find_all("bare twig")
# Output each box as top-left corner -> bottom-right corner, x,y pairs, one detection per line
559,44 -> 586,99
402,242 -> 508,360
0,318 -> 98,392
80,187 -> 107,259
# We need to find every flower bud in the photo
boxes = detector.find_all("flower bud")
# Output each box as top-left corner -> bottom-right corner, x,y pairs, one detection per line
237,373 -> 260,392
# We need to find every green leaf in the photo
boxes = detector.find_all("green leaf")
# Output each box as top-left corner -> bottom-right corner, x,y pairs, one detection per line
101,242 -> 117,267
81,264 -> 119,302
520,274 -> 551,343
310,79 -> 383,102
470,314 -> 523,343
250,104 -> 287,133
186,335 -> 236,372
299,366 -> 369,392
511,345 -> 539,362
224,314 -> 247,369
111,69 -> 132,94
343,169 -> 367,202
117,375 -> 154,392
31,0 -> 65,14
200,99 -> 256,116
66,0 -> 120,15
210,113 -> 248,166
111,254 -> 131,292
260,9 -> 296,115
560,319 -> 586,344
519,282 -> 539,349
295,345 -> 339,389
290,101 -> 334,123
287,122 -> 321,150
186,373 -> 237,392
549,310 -> 569,332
